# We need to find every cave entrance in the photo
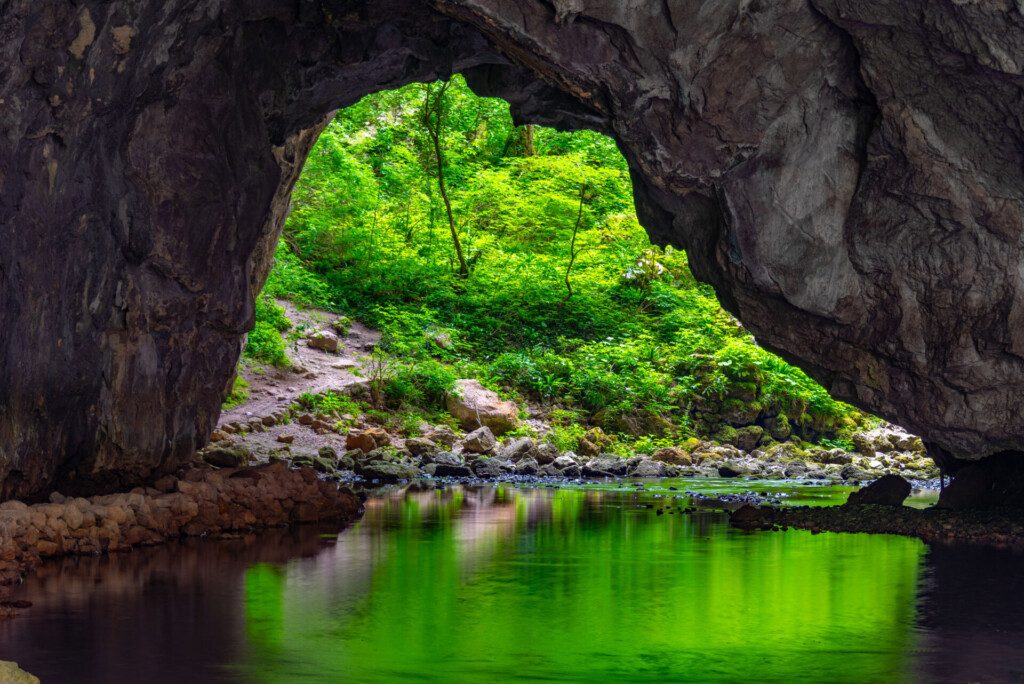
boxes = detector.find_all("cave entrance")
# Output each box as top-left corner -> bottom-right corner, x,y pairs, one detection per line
231,76 -> 872,461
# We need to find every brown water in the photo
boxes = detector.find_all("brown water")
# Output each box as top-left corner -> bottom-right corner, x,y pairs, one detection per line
0,480 -> 1020,683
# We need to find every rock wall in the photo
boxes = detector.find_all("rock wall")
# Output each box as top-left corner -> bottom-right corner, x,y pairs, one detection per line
1,0 -> 1022,498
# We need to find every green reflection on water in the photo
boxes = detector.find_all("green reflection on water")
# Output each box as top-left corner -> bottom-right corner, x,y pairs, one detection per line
238,483 -> 924,683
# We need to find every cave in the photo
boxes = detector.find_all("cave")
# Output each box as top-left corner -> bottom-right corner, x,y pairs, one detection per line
1,0 -> 1023,500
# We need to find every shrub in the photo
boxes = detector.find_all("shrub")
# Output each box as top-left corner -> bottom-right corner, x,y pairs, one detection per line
245,321 -> 289,367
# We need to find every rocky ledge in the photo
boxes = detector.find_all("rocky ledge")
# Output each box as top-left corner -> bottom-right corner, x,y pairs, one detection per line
0,462 -> 362,597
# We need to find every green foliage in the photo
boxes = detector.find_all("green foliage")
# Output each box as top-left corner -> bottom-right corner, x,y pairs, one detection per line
295,390 -> 362,418
266,75 -> 866,444
223,375 -> 250,410
245,322 -> 289,367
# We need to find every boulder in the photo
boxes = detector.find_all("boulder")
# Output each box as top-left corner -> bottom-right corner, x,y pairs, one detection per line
628,459 -> 666,478
514,457 -> 539,476
583,457 -> 628,478
356,461 -> 420,482
845,474 -> 911,507
652,447 -> 692,466
446,380 -> 519,434
203,445 -> 251,468
462,426 -> 497,454
535,443 -> 559,466
433,464 -> 473,478
432,452 -> 464,467
498,437 -> 538,462
537,464 -> 561,477
472,459 -> 504,479
424,426 -> 457,448
405,437 -> 439,457
552,455 -> 579,470
346,428 -> 389,452
731,426 -> 765,452
840,464 -> 871,482
276,434 -> 295,445
766,414 -> 792,441
306,329 -> 340,353
718,460 -> 755,478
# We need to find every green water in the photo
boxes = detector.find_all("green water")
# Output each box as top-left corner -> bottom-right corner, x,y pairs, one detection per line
236,481 -> 926,683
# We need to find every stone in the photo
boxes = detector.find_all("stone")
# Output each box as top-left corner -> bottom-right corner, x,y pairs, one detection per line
432,452 -> 464,468
405,437 -> 439,457
446,380 -> 518,434
306,329 -> 340,353
731,426 -> 765,452
276,434 -> 295,445
346,428 -> 389,453
846,475 -> 911,507
424,426 -> 457,448
628,459 -> 666,478
577,438 -> 601,457
472,459 -> 504,479
433,464 -> 473,478
535,443 -> 559,466
356,461 -> 420,482
514,458 -> 539,476
497,437 -> 538,463
210,430 -> 229,443
537,464 -> 561,477
203,445 -> 251,468
840,465 -> 872,483
767,415 -> 792,442
583,457 -> 628,478
718,461 -> 755,478
552,455 -> 579,470
462,426 -> 497,454
652,447 -> 692,466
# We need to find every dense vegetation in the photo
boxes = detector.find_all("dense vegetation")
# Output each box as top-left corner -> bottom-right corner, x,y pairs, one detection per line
247,76 -> 868,452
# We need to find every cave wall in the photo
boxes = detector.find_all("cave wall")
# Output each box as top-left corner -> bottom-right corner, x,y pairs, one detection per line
0,0 -> 1022,498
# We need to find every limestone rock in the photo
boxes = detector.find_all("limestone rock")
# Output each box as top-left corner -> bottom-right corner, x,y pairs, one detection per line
306,330 -> 340,353
356,461 -> 420,482
203,445 -> 252,468
346,428 -> 389,453
652,447 -> 693,467
462,426 -> 497,454
446,380 -> 518,435
846,475 -> 911,507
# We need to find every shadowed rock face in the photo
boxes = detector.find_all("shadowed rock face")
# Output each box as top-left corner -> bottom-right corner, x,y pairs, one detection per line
0,1 -> 1022,498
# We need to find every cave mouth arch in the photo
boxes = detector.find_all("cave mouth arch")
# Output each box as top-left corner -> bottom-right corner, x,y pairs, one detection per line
251,72 -> 871,466
2,0 -> 1021,499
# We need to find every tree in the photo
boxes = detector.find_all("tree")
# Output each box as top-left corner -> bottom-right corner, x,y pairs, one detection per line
563,183 -> 591,301
422,80 -> 470,278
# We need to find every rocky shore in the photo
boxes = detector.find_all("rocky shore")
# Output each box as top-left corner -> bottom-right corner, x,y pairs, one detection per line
208,407 -> 940,489
729,501 -> 1024,550
0,462 -> 362,605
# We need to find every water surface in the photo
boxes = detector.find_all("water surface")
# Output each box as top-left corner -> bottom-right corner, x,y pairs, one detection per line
1,479 -> 1019,683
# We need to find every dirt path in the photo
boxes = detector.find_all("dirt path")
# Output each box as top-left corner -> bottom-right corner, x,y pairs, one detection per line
218,300 -> 380,453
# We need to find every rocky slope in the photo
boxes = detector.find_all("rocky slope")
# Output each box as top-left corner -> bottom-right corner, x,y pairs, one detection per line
1,1 -> 1021,499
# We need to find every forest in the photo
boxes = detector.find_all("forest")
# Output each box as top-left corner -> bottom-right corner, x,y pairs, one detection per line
240,76 -> 869,456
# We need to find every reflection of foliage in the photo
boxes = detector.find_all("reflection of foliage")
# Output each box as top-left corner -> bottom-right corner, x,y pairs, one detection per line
235,486 -> 924,682
243,563 -> 285,653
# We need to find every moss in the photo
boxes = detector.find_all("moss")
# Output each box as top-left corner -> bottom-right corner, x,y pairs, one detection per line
222,375 -> 250,410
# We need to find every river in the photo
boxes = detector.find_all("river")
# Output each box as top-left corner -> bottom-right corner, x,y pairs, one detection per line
1,479 -> 1021,683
